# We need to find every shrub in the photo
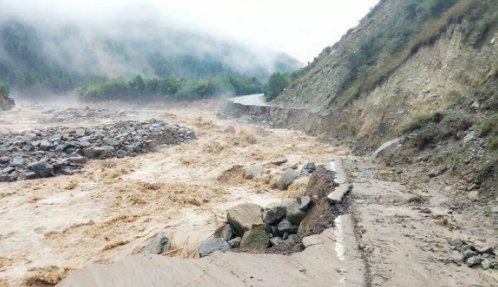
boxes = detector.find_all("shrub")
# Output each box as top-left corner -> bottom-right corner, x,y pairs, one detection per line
486,137 -> 498,151
0,82 -> 10,99
263,73 -> 289,101
478,115 -> 498,136
402,112 -> 444,133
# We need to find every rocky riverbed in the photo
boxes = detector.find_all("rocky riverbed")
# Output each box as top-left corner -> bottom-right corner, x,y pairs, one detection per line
0,119 -> 195,182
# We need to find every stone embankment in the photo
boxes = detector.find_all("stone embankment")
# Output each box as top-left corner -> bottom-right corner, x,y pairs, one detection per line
0,119 -> 195,182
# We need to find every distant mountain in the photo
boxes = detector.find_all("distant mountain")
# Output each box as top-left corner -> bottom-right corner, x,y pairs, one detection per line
0,12 -> 302,95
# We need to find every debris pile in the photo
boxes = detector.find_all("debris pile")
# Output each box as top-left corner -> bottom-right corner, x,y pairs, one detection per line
0,119 -> 195,181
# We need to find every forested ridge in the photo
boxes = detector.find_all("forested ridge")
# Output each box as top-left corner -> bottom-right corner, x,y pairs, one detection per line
0,12 -> 301,100
77,74 -> 263,102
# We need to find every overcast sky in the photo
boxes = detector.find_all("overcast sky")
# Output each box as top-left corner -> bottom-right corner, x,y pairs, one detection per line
3,0 -> 380,63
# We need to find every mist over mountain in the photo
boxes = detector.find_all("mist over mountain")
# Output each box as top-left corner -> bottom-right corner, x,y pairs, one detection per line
0,2 -> 302,96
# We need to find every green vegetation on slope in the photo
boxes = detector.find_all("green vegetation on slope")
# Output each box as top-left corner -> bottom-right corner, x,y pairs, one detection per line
284,0 -> 498,108
77,74 -> 262,102
0,82 -> 10,99
264,73 -> 289,101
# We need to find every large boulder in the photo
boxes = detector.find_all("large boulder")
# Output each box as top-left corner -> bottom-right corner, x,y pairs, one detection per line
198,238 -> 230,257
262,203 -> 286,224
281,198 -> 307,225
227,203 -> 263,237
370,138 -> 401,160
277,219 -> 297,235
240,224 -> 269,249
214,224 -> 234,241
28,160 -> 54,178
276,169 -> 299,191
144,232 -> 170,255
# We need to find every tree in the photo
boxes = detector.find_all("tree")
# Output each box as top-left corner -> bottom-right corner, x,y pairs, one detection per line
263,73 -> 288,101
0,82 -> 10,99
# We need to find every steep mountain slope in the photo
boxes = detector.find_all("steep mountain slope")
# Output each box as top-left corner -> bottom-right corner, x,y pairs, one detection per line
0,12 -> 301,95
277,0 -> 497,141
268,0 -> 498,201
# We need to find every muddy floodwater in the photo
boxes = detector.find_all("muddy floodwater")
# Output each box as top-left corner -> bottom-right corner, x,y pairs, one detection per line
0,101 -> 349,286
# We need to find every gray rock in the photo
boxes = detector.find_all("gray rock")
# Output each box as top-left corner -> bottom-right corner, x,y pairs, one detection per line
428,169 -> 442,178
276,169 -> 299,191
463,132 -> 475,145
228,237 -> 241,248
448,238 -> 463,247
297,195 -> 311,210
22,172 -> 37,180
220,224 -> 234,241
199,238 -> 230,257
0,157 -> 10,164
49,134 -> 62,142
98,146 -> 116,159
240,223 -> 269,249
470,101 -> 480,110
297,222 -> 304,238
83,147 -> 100,159
482,259 -> 492,270
227,203 -> 263,237
103,137 -> 120,147
244,164 -> 264,179
281,198 -> 307,225
277,219 -> 297,235
479,247 -> 495,255
78,140 -> 91,148
60,168 -> 75,175
271,157 -> 287,165
145,232 -> 170,254
10,157 -> 24,167
466,256 -> 482,267
262,203 -> 286,224
116,150 -> 127,158
285,234 -> 299,244
39,140 -> 54,151
2,166 -> 14,174
185,130 -> 196,140
370,138 -> 401,160
23,133 -> 37,144
270,236 -> 284,246
28,161 -> 54,178
301,163 -> 316,174
463,249 -> 476,259
124,145 -> 135,152
75,128 -> 86,137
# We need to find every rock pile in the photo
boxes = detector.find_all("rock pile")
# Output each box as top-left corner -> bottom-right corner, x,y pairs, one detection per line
199,196 -> 313,257
447,238 -> 498,270
32,104 -> 139,124
0,119 -> 195,182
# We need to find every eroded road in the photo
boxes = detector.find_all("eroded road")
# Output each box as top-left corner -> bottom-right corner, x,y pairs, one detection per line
1,100 -> 498,287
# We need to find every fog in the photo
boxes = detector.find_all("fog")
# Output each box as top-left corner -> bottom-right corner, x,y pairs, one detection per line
0,0 -> 380,63
0,0 -> 305,83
